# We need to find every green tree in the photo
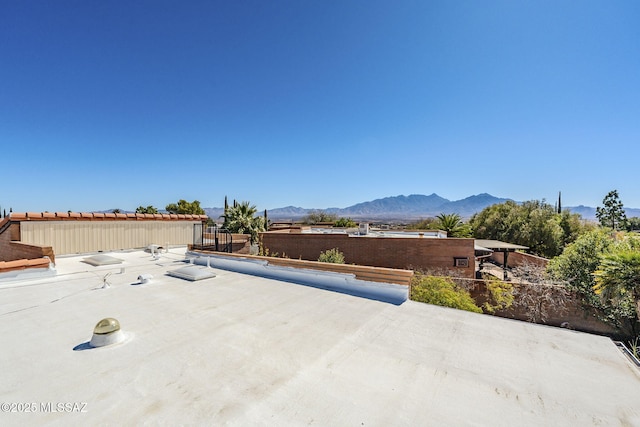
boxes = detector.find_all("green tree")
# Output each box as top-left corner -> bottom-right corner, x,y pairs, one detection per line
470,200 -> 586,258
410,273 -> 482,313
594,250 -> 640,322
318,248 -> 345,264
303,210 -> 338,225
521,202 -> 565,257
406,217 -> 438,230
558,209 -> 594,247
136,205 -> 159,214
221,201 -> 265,243
165,199 -> 205,215
472,200 -> 523,247
334,217 -> 357,228
556,191 -> 562,214
596,190 -> 628,230
435,213 -> 472,237
547,229 -> 613,307
548,229 -> 640,333
627,217 -> 640,231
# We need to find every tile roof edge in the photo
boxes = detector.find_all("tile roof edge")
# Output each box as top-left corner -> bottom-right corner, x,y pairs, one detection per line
8,212 -> 208,221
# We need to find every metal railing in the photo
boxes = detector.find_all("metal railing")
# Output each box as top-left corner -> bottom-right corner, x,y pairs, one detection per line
193,224 -> 233,253
614,341 -> 640,368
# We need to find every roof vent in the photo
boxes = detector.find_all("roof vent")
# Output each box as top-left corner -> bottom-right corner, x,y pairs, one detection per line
147,244 -> 162,260
89,318 -> 125,347
138,274 -> 153,284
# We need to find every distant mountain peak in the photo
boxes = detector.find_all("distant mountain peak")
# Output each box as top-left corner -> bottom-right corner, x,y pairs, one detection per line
261,193 -> 510,221
202,194 -> 639,222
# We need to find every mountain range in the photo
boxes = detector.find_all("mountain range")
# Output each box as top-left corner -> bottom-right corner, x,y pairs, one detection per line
204,193 -> 640,222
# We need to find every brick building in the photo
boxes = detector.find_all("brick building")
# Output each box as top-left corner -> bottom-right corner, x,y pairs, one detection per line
260,226 -> 477,279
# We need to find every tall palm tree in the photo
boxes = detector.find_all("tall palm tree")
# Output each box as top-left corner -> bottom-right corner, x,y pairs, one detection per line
220,201 -> 265,243
435,213 -> 471,237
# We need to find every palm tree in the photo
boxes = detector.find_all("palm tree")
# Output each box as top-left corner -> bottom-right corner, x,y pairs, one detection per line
220,201 -> 265,243
594,250 -> 640,321
435,213 -> 471,237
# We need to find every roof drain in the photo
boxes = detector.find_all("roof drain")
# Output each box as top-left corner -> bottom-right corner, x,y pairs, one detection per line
89,318 -> 125,348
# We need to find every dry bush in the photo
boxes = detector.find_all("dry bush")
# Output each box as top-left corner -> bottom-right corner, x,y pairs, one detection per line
511,261 -> 571,323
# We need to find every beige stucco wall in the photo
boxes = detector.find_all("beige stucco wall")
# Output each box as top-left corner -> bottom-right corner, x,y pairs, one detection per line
20,220 -> 201,255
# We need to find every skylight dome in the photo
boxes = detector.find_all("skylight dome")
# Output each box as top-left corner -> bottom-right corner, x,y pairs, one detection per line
167,265 -> 216,281
82,254 -> 123,266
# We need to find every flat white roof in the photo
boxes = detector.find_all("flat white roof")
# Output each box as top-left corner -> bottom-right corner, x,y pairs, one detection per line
1,248 -> 639,425
304,228 -> 448,238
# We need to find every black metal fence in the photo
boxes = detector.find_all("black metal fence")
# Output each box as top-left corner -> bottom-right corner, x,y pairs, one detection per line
192,224 -> 233,253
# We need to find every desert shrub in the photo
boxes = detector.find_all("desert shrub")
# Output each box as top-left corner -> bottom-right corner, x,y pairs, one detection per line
303,210 -> 338,225
406,218 -> 438,230
334,217 -> 357,228
482,278 -> 515,314
410,273 -> 482,313
318,248 -> 345,264
513,262 -> 570,323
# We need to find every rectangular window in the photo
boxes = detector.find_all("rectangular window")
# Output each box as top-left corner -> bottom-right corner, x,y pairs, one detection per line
454,257 -> 469,267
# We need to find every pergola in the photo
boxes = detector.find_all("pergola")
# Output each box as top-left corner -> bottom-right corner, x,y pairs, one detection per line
475,239 -> 529,280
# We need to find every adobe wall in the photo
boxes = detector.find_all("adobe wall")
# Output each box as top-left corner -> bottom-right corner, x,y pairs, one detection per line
470,280 -> 625,337
0,219 -> 20,241
0,220 -> 16,261
6,242 -> 55,264
261,232 -> 476,278
0,219 -> 54,264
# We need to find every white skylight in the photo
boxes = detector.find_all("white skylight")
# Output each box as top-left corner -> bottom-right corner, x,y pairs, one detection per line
167,265 -> 216,281
82,254 -> 124,266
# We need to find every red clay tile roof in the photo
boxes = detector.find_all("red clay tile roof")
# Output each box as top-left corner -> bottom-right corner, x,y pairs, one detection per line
0,257 -> 51,273
8,212 -> 208,221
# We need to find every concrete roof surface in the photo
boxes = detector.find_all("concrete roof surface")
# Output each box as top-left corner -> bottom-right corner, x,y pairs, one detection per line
1,248 -> 639,426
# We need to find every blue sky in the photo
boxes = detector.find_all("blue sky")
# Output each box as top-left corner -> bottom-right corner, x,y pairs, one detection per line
2,1 -> 639,213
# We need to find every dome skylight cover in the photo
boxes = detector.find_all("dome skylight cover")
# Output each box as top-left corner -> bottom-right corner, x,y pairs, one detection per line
82,254 -> 124,266
167,266 -> 216,281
